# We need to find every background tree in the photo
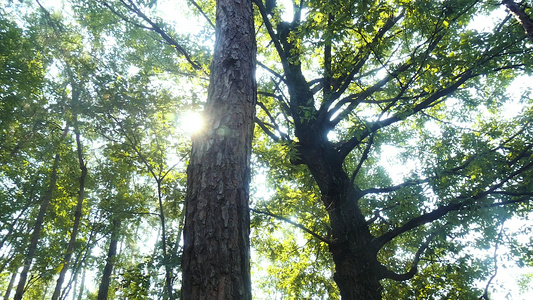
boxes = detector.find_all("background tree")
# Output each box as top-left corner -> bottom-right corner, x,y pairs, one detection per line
1,1 -> 194,298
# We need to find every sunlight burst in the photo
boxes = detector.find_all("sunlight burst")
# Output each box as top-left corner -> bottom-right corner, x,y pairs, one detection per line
180,112 -> 204,134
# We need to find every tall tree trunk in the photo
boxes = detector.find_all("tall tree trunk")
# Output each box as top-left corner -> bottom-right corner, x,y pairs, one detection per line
14,126 -> 68,300
97,218 -> 121,300
181,0 -> 257,298
52,112 -> 87,300
298,134 -> 383,299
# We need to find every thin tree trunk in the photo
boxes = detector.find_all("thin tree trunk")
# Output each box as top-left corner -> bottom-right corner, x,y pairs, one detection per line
52,108 -> 87,300
0,200 -> 33,250
76,265 -> 86,300
14,126 -> 68,300
3,271 -> 17,300
97,218 -> 121,300
156,179 -> 174,300
181,0 -> 257,298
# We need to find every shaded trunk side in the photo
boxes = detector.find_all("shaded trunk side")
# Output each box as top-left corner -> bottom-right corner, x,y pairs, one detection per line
180,0 -> 257,298
298,136 -> 383,299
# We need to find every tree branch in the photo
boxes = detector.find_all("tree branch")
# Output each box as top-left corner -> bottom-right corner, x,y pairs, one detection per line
187,0 -> 215,29
101,0 -> 201,70
380,229 -> 440,281
350,133 -> 375,184
250,208 -> 332,244
503,0 -> 533,43
337,69 -> 476,160
480,220 -> 506,299
374,157 -> 533,250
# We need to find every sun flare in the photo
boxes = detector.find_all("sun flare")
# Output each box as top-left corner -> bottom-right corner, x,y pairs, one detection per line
180,112 -> 204,134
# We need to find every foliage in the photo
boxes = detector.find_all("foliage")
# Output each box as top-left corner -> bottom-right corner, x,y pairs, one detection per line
1,0 -> 532,299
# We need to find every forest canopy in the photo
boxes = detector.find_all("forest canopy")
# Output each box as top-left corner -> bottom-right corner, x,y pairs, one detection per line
0,0 -> 532,299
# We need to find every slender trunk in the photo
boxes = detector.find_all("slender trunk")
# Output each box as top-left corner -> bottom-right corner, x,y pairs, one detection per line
41,283 -> 50,300
14,126 -> 68,300
52,119 -> 87,300
3,271 -> 17,300
0,244 -> 18,274
156,180 -> 174,300
0,201 -> 32,250
70,270 -> 78,300
76,266 -> 86,300
181,0 -> 257,298
63,223 -> 96,300
97,218 -> 121,300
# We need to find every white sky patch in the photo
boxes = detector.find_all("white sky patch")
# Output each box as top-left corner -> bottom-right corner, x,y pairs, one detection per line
503,75 -> 532,119
379,144 -> 418,184
467,5 -> 508,33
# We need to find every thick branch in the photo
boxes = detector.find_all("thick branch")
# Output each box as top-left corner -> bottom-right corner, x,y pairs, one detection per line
255,117 -> 280,142
503,0 -> 533,43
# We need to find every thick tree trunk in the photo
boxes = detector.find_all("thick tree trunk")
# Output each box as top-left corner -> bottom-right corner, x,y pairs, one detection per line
180,0 -> 256,299
298,134 -> 383,299
97,218 -> 121,300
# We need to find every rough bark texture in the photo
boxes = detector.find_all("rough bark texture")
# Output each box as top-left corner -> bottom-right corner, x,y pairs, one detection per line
180,0 -> 256,299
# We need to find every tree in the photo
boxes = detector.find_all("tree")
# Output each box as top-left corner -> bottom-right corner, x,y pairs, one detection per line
1,2 -> 191,298
181,0 -> 257,299
2,0 -> 533,299
250,0 -> 533,298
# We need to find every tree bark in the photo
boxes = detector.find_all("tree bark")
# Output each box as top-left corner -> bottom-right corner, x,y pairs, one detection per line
14,126 -> 68,300
297,133 -> 384,299
180,0 -> 256,298
503,0 -> 533,43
